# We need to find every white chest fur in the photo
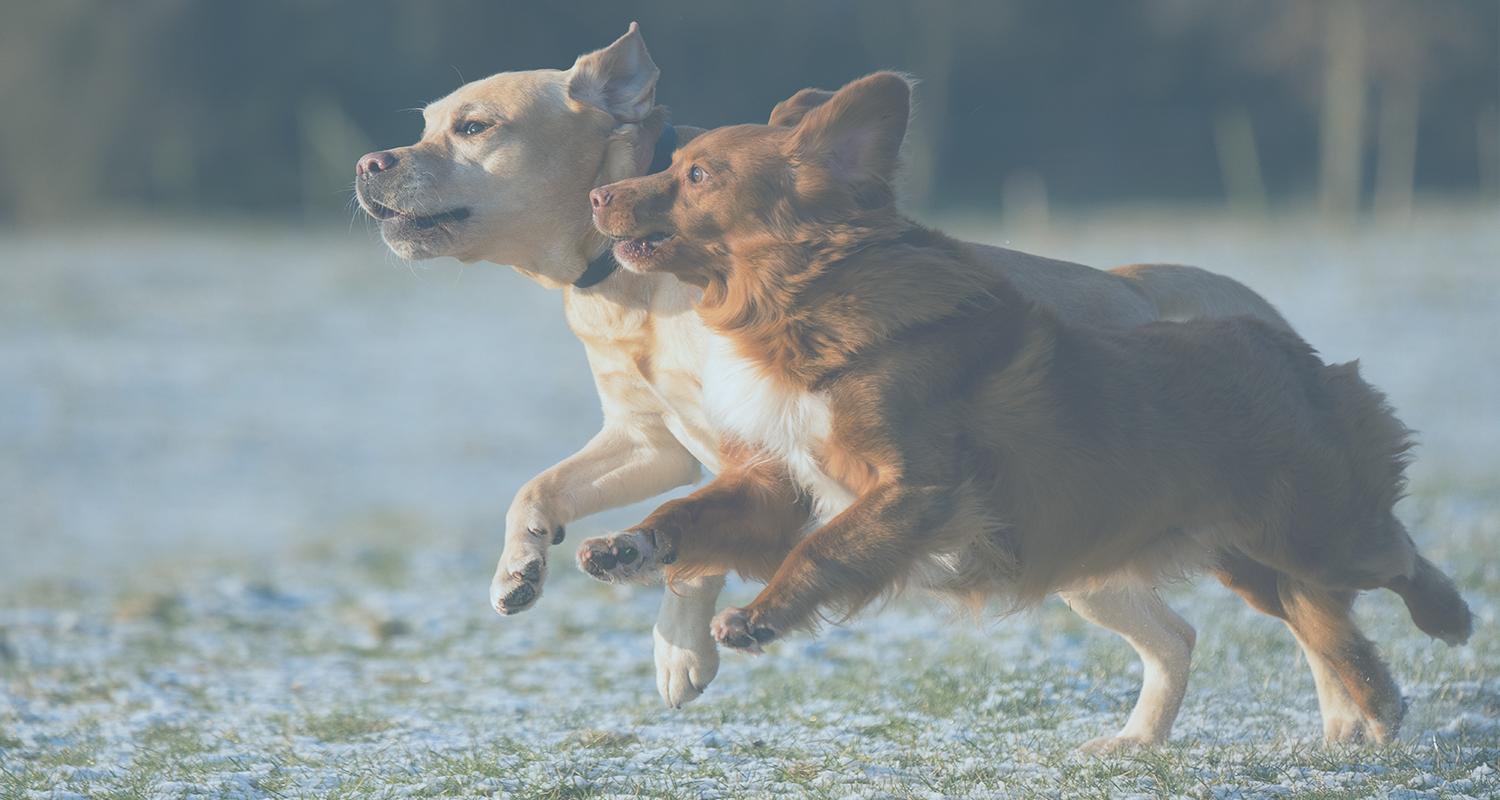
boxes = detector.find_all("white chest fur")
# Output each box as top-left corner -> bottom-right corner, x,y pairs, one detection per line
701,336 -> 857,524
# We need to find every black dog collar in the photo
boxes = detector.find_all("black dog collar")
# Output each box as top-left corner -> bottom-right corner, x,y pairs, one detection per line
572,245 -> 621,290
649,122 -> 678,175
574,123 -> 678,290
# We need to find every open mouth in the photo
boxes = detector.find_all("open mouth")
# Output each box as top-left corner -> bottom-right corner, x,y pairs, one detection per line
365,200 -> 471,230
613,232 -> 674,265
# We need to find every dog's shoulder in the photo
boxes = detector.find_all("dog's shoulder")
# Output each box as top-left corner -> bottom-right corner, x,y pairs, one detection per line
834,220 -> 1025,315
810,220 -> 1046,399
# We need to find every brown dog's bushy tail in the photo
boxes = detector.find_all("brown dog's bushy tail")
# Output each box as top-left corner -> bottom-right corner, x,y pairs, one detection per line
1313,359 -> 1472,646
1317,360 -> 1416,531
1389,552 -> 1473,646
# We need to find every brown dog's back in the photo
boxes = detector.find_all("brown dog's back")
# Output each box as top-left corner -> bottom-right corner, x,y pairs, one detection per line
789,226 -> 1440,622
959,309 -> 1412,605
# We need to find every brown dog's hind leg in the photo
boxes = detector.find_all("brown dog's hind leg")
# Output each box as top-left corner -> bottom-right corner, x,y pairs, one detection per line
1278,577 -> 1404,743
1213,554 -> 1382,743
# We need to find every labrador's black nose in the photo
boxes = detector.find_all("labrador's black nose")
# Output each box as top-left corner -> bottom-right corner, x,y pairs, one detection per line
357,151 -> 398,178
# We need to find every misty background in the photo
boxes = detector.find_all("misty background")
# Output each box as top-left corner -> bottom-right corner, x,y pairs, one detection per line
0,1 -> 1496,593
0,0 -> 1495,224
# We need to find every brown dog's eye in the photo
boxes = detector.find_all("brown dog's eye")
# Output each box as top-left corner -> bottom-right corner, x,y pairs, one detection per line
687,165 -> 706,184
458,120 -> 490,137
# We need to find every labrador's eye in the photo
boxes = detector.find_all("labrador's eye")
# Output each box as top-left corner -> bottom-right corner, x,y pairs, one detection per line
687,165 -> 706,184
458,120 -> 490,136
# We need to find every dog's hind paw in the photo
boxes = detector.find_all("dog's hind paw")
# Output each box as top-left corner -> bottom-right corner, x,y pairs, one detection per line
1321,715 -> 1370,745
491,555 -> 546,615
577,529 -> 673,583
711,607 -> 775,655
655,624 -> 719,708
1079,735 -> 1151,755
1323,710 -> 1398,746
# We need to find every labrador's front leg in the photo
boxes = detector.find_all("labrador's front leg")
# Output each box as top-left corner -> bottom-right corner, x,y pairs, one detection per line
491,422 -> 701,614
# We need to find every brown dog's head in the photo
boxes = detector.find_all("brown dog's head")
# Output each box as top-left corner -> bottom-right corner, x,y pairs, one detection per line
589,72 -> 911,290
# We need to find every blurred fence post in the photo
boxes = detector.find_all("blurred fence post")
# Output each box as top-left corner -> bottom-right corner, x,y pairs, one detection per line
1001,169 -> 1048,236
1318,0 -> 1367,225
1373,68 -> 1420,226
298,91 -> 377,217
905,0 -> 954,214
1478,102 -> 1500,203
1213,103 -> 1268,217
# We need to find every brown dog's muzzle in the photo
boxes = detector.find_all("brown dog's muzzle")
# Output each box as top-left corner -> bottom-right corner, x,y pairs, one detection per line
589,174 -> 684,275
590,171 -> 675,238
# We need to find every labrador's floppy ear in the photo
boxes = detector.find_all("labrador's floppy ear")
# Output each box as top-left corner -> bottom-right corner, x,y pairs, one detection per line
769,88 -> 835,127
787,72 -> 911,185
566,22 -> 659,122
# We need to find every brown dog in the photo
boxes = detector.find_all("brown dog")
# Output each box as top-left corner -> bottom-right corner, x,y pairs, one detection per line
354,26 -> 1299,713
584,72 -> 1472,749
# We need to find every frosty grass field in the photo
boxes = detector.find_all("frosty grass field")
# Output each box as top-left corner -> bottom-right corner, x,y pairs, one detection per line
1,205 -> 1496,799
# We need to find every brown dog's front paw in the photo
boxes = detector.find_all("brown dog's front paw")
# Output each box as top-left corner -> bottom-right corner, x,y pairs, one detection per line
576,529 -> 674,583
711,607 -> 776,654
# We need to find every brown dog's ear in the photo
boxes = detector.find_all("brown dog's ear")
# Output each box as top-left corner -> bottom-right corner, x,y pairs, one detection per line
566,22 -> 659,122
787,72 -> 911,185
769,88 -> 835,127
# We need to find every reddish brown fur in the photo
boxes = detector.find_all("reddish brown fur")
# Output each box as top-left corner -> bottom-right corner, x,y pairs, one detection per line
590,72 -> 1471,744
639,438 -> 810,584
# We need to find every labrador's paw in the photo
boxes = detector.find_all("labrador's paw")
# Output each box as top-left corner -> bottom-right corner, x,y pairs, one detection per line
491,548 -> 550,615
655,623 -> 719,708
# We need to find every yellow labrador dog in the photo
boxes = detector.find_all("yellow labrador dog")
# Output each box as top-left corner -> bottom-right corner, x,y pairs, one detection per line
353,27 -> 1392,743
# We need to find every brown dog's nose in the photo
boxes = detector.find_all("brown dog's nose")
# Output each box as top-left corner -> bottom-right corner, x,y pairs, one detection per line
589,187 -> 613,209
357,151 -> 397,179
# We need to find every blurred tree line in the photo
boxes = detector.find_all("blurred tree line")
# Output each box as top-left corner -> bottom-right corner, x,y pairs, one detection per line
0,0 -> 1493,226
